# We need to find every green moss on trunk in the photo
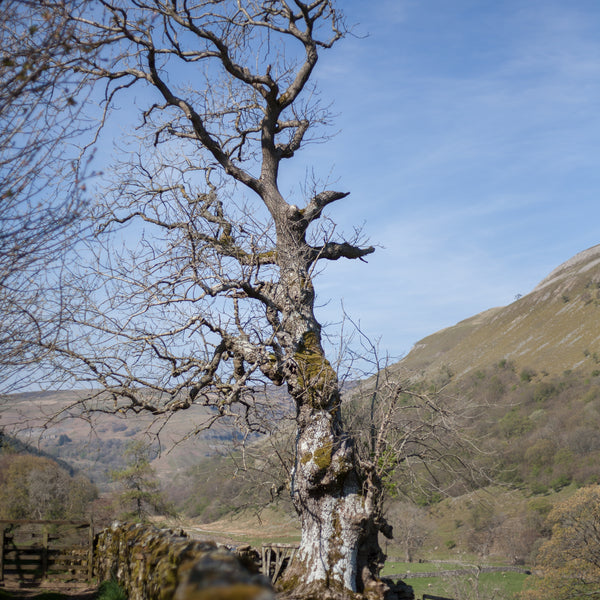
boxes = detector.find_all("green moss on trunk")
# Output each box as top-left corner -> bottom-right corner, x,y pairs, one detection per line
294,331 -> 338,409
313,442 -> 333,470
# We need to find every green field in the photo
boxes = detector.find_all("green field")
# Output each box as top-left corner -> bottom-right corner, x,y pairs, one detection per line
381,561 -> 530,599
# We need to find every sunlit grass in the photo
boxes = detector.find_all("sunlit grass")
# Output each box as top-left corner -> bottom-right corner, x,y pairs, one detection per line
381,561 -> 530,599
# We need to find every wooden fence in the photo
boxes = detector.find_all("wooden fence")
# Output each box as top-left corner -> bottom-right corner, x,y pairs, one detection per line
260,543 -> 299,583
0,519 -> 93,585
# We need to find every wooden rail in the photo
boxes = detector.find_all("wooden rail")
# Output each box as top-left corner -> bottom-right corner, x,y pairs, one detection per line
0,519 -> 93,585
260,543 -> 299,583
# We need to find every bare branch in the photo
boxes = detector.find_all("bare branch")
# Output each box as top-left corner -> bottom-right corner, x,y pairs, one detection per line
310,241 -> 375,262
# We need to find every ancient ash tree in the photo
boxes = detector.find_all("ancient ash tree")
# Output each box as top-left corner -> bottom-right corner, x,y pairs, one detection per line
31,1 -> 395,597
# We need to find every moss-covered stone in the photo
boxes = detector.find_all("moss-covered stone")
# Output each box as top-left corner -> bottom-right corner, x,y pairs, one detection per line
94,523 -> 274,600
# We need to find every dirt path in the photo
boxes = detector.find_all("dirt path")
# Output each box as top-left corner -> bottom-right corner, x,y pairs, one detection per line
0,583 -> 97,599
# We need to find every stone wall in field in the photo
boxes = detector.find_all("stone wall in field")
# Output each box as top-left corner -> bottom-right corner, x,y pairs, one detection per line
94,522 -> 274,600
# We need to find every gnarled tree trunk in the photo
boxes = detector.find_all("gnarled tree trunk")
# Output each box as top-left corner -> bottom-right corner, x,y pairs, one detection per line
269,246 -> 389,597
286,398 -> 387,598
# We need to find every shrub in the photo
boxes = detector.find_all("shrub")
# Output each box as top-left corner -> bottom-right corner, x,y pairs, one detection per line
551,475 -> 572,492
530,481 -> 549,495
97,580 -> 127,600
533,382 -> 557,403
566,428 -> 600,455
499,408 -> 533,438
524,439 -> 556,470
520,368 -> 536,383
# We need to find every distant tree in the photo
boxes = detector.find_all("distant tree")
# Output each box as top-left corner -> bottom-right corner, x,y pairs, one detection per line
111,441 -> 175,522
445,570 -> 513,600
27,463 -> 72,519
465,499 -> 503,559
387,501 -> 429,563
0,454 -> 32,519
66,473 -> 99,518
494,511 -> 541,566
522,485 -> 600,600
0,453 -> 97,519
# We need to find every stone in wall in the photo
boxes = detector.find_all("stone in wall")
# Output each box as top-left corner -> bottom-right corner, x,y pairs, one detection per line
94,522 -> 274,600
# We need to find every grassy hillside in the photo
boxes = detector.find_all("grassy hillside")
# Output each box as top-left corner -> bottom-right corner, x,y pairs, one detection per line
459,363 -> 600,493
397,244 -> 600,381
0,389 -> 250,486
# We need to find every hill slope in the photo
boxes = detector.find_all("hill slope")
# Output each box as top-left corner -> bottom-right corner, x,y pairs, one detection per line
397,244 -> 600,381
0,390 -> 248,486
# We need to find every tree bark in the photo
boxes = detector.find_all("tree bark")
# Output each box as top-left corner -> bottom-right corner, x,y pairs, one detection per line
269,236 -> 387,597
286,404 -> 387,598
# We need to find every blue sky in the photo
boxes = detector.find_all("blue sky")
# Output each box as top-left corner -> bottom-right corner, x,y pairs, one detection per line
285,0 -> 600,359
91,1 -> 600,363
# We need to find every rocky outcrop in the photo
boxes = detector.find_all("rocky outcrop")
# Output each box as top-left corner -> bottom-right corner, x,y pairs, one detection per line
94,522 -> 274,600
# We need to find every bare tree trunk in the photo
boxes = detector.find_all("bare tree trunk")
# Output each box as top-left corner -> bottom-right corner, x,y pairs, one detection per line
272,271 -> 387,597
285,386 -> 386,597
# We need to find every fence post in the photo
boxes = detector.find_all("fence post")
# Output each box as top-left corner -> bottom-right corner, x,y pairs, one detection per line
87,521 -> 94,582
0,527 -> 4,582
42,526 -> 49,580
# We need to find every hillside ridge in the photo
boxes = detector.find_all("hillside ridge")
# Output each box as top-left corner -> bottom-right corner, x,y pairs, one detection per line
398,243 -> 600,380
533,243 -> 600,292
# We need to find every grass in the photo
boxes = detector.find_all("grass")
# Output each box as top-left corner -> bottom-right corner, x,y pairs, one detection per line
404,572 -> 530,599
182,505 -> 301,547
236,533 -> 301,547
97,580 -> 127,600
381,561 -> 531,599
382,560 -> 465,576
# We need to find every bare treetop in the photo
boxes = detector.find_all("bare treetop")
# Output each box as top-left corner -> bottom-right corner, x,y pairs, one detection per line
69,1 -> 345,189
34,0 -> 373,416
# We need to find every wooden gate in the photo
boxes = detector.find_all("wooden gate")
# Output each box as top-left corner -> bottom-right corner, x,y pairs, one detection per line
0,519 -> 93,585
261,543 -> 299,583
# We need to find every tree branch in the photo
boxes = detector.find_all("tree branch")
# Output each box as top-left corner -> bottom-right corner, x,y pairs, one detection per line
302,190 -> 350,223
310,241 -> 375,263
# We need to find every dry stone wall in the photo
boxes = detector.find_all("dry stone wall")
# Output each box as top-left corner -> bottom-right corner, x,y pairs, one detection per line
94,522 -> 274,600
